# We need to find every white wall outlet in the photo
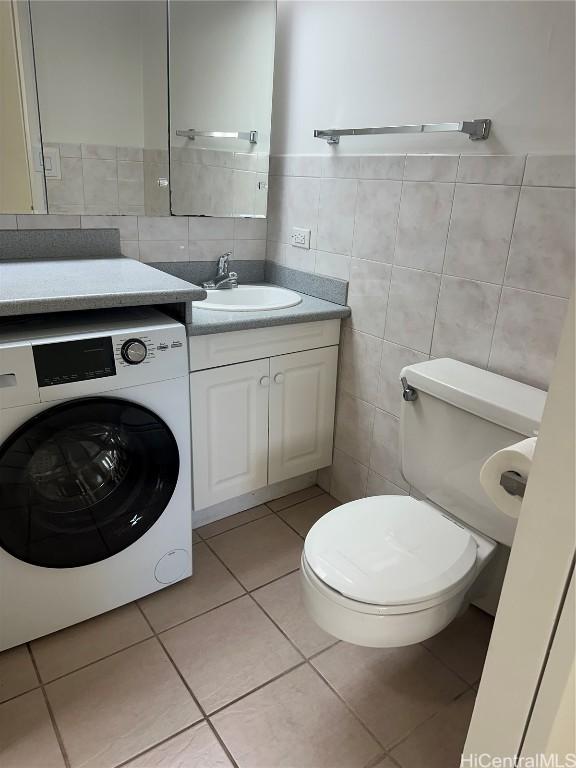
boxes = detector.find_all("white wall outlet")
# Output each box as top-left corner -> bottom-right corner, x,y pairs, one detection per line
291,227 -> 311,249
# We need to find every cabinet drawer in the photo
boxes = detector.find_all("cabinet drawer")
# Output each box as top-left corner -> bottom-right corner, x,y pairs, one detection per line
189,319 -> 341,371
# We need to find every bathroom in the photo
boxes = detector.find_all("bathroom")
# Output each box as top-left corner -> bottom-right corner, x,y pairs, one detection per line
0,0 -> 574,766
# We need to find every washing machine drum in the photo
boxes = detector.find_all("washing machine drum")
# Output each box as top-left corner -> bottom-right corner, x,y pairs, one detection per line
0,397 -> 180,568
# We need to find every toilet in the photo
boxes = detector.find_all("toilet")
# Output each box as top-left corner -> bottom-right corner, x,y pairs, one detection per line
301,358 -> 547,648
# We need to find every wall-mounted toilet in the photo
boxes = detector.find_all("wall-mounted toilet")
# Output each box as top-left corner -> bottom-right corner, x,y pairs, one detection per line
301,358 -> 547,648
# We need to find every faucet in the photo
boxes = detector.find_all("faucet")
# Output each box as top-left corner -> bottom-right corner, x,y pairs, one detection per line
202,252 -> 238,290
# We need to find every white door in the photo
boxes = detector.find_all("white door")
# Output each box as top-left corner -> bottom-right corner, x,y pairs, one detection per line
191,358 -> 270,510
268,346 -> 338,484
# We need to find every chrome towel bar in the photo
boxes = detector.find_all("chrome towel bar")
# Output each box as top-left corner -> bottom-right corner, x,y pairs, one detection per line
175,129 -> 258,144
314,119 -> 491,145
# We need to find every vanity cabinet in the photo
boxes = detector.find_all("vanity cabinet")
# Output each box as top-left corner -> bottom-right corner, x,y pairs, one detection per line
189,321 -> 340,510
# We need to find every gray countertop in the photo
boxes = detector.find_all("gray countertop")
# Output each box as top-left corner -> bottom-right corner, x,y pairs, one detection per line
187,288 -> 351,335
0,257 -> 206,317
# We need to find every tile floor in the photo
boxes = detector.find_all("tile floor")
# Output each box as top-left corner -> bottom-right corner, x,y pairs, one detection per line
0,485 -> 493,768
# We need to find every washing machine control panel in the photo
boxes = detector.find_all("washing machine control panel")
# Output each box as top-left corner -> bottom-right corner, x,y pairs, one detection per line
120,338 -> 148,365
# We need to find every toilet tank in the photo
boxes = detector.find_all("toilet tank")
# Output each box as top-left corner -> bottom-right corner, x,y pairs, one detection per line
400,359 -> 546,546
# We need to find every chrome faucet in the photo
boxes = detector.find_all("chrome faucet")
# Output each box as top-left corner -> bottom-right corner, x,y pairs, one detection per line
202,252 -> 238,290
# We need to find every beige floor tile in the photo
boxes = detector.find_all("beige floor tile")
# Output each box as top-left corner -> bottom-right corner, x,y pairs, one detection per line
0,689 -> 65,768
208,516 -> 303,590
276,493 -> 340,536
312,642 -> 468,747
192,531 -> 202,543
139,543 -> 244,632
212,665 -> 382,768
31,603 -> 152,683
161,595 -> 302,713
266,485 -> 324,512
125,721 -> 233,767
253,572 -> 336,657
197,504 -> 271,539
391,689 -> 476,768
423,607 -> 493,684
0,645 -> 39,703
46,638 -> 201,768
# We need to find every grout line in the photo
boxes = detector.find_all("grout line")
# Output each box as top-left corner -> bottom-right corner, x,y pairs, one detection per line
418,641 -> 483,692
264,485 -> 325,514
112,722 -> 209,768
196,510 -> 274,541
206,660 -> 307,719
27,643 -> 71,768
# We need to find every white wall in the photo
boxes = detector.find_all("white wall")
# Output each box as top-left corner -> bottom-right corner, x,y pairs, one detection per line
31,1 -> 145,147
271,0 -> 575,155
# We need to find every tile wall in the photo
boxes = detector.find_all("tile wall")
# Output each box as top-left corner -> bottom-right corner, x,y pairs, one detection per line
0,213 -> 267,265
42,143 -> 269,218
44,143 -> 146,216
265,153 -> 575,502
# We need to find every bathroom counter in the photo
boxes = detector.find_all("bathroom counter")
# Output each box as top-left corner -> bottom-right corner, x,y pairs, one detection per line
0,257 -> 206,317
187,288 -> 351,336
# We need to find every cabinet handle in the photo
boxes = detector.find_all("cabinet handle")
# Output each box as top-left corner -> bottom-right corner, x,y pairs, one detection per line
274,373 -> 285,384
259,376 -> 270,386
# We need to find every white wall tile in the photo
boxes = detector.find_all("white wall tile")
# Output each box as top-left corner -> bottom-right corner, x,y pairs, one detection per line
234,218 -> 267,240
234,240 -> 266,260
265,241 -> 286,264
188,218 -> 234,240
82,159 -> 118,214
385,266 -> 441,353
315,251 -> 351,280
322,155 -> 405,180
117,146 -> 143,163
284,244 -> 317,271
266,175 -> 320,245
138,216 -> 188,241
270,155 -> 323,177
404,155 -> 459,182
16,214 -> 80,229
188,240 -> 234,262
317,178 -> 358,256
0,215 -> 17,229
505,187 -> 575,297
352,180 -> 401,262
431,276 -> 501,367
120,241 -> 139,260
523,155 -> 575,187
444,184 -> 519,284
334,391 -> 375,465
366,471 -> 408,497
139,241 -> 188,263
346,259 -> 391,337
369,409 -> 409,491
339,327 -> 383,403
81,215 -> 138,241
376,341 -> 428,417
488,287 -> 568,389
81,144 -> 117,160
457,155 -> 525,185
395,182 -> 454,271
330,448 -> 368,503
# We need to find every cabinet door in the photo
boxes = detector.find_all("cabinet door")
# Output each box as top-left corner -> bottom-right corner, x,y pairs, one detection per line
269,346 -> 338,484
191,358 -> 270,510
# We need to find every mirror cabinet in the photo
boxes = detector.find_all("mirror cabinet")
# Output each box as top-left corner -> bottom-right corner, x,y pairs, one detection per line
0,0 -> 276,218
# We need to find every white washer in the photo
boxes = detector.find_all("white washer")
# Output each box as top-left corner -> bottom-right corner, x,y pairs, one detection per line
0,307 -> 192,651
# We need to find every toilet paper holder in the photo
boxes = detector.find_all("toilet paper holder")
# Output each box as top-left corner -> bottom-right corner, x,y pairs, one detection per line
500,470 -> 527,498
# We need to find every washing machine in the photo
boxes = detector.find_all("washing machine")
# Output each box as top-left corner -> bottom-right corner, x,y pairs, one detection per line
0,307 -> 192,650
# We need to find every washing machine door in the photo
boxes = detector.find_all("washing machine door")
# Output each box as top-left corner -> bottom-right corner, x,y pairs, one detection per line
0,397 -> 180,568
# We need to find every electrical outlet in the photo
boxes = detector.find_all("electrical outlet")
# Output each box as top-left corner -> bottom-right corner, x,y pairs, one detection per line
291,227 -> 311,249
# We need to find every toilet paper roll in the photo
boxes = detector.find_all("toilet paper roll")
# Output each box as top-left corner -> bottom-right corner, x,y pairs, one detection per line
480,437 -> 537,519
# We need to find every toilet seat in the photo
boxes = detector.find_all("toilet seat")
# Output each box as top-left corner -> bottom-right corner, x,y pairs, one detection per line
304,496 -> 479,609
301,495 -> 496,647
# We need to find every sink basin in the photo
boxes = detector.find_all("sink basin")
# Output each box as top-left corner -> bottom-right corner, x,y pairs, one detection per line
192,285 -> 302,312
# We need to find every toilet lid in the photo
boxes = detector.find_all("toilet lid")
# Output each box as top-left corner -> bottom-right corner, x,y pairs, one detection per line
304,496 -> 478,606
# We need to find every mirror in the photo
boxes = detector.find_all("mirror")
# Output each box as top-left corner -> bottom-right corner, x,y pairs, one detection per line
29,0 -> 169,216
1,1 -> 276,218
168,0 -> 276,217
